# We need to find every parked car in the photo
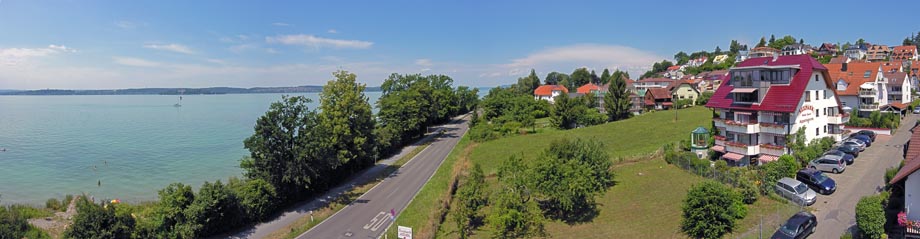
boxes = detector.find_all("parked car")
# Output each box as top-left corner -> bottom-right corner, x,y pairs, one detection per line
809,155 -> 846,174
824,149 -> 855,165
771,211 -> 817,239
775,177 -> 817,206
855,130 -> 877,142
914,107 -> 920,114
837,144 -> 860,157
843,139 -> 865,151
851,134 -> 872,147
796,168 -> 836,195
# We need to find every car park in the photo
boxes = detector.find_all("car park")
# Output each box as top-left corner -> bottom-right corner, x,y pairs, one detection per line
823,149 -> 854,165
855,130 -> 877,142
796,168 -> 836,195
809,156 -> 846,174
771,211 -> 817,239
836,144 -> 860,157
775,177 -> 817,206
851,134 -> 872,147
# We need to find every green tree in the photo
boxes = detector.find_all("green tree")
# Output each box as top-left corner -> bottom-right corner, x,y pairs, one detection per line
241,96 -> 328,198
64,197 -> 135,239
514,69 -> 541,95
454,164 -> 488,239
769,34 -> 776,45
600,68 -> 611,84
229,177 -> 277,221
729,40 -> 744,54
530,139 -> 613,221
0,197 -> 43,239
183,180 -> 244,237
488,155 -> 544,238
550,93 -> 583,129
570,68 -> 591,89
604,72 -> 632,121
318,70 -> 376,173
680,181 -> 746,239
544,72 -> 568,85
769,35 -> 797,50
135,183 -> 197,238
855,195 -> 885,239
757,37 -> 767,47
674,51 -> 690,65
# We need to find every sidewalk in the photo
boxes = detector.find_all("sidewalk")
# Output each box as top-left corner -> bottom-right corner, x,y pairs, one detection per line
218,114 -> 468,239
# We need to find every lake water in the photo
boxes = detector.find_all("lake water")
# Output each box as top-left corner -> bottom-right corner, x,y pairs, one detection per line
0,93 -> 385,205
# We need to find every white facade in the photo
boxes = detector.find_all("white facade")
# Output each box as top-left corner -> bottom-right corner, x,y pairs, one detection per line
856,66 -> 887,115
908,172 -> 920,221
887,74 -> 912,104
846,48 -> 867,60
534,90 -> 565,103
790,72 -> 848,143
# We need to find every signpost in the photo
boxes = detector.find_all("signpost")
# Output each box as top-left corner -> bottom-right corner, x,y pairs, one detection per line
397,226 -> 412,239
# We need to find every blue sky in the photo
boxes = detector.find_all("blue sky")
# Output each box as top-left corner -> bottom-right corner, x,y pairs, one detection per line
0,0 -> 917,89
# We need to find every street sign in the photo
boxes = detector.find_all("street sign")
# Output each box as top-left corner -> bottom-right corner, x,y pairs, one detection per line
397,226 -> 412,239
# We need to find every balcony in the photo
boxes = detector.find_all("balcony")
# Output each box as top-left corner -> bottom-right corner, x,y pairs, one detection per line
759,122 -> 789,135
725,142 -> 760,156
713,117 -> 726,128
759,143 -> 787,156
724,120 -> 760,134
859,103 -> 880,111
859,90 -> 877,98
827,113 -> 849,124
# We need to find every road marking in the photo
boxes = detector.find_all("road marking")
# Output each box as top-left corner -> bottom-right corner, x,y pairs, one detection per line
363,211 -> 390,232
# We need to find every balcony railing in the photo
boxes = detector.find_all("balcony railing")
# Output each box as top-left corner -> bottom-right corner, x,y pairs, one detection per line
725,142 -> 760,156
859,90 -> 877,97
759,122 -> 789,135
724,120 -> 759,134
828,114 -> 849,124
859,103 -> 880,111
759,144 -> 787,156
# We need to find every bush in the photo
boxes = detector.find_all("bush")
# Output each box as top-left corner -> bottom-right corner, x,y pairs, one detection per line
680,181 -> 747,239
184,180 -> 244,237
855,195 -> 886,239
46,198 -> 62,211
229,177 -> 277,221
64,197 -> 135,239
739,183 -> 758,205
469,123 -> 499,142
530,139 -> 614,221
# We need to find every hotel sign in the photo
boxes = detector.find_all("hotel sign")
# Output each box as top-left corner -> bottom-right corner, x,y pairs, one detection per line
798,104 -> 814,124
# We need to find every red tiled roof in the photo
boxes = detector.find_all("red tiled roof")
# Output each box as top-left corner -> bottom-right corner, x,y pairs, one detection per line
828,56 -> 849,64
893,45 -> 918,54
533,85 -> 568,96
882,61 -> 902,73
705,55 -> 834,113
890,127 -> 920,184
646,88 -> 672,100
667,65 -> 681,71
825,62 -> 882,96
888,102 -> 909,110
576,83 -> 602,94
884,72 -> 908,86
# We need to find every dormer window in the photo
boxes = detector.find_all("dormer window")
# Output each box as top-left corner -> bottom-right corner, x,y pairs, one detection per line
864,70 -> 871,78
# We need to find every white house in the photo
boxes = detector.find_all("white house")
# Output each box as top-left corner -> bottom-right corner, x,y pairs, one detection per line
845,44 -> 868,60
826,62 -> 886,117
890,127 -> 920,238
706,55 -> 848,166
533,85 -> 569,103
781,43 -> 812,56
885,72 -> 912,104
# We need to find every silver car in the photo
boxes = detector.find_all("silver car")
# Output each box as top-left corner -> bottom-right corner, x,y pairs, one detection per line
843,138 -> 865,151
775,177 -> 817,206
809,156 -> 847,174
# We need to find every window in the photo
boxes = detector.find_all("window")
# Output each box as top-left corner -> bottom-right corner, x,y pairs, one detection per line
805,91 -> 811,102
824,125 -> 827,133
774,136 -> 786,146
816,128 -> 819,136
864,70 -> 871,78
775,113 -> 790,124
815,74 -> 819,82
735,92 -> 758,103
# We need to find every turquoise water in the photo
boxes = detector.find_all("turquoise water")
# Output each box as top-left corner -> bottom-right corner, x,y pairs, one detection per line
0,93 -> 382,205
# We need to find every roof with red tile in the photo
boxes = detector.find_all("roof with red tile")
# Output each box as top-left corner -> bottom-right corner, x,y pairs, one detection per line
533,85 -> 568,96
576,83 -> 602,94
646,88 -> 672,100
705,55 -> 834,113
751,46 -> 780,53
828,56 -> 849,64
890,127 -> 920,184
882,61 -> 902,73
893,45 -> 918,54
884,72 -> 908,86
825,62 -> 882,96
667,65 -> 681,71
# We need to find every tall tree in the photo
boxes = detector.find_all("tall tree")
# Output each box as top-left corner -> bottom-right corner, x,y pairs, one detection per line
757,37 -> 767,47
674,51 -> 690,65
769,34 -> 776,44
488,155 -> 544,238
544,72 -> 568,85
514,69 -> 541,95
454,164 -> 488,239
729,40 -> 743,54
604,72 -> 632,121
318,70 -> 376,173
714,46 -> 722,54
600,68 -> 611,84
590,70 -> 600,84
570,68 -> 591,89
550,93 -> 583,129
530,139 -> 613,220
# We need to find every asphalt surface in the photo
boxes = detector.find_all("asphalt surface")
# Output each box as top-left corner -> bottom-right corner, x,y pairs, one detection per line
296,117 -> 469,239
807,113 -> 915,238
219,115 -> 467,239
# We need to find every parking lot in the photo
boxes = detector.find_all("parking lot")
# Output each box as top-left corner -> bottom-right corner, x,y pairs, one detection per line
805,114 -> 915,238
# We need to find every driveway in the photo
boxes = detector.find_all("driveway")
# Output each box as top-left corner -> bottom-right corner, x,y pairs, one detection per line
808,114 -> 915,238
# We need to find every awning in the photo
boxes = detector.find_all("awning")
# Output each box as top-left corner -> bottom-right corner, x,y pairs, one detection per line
711,145 -> 725,152
759,154 -> 780,163
730,88 -> 758,93
734,111 -> 752,115
722,152 -> 745,162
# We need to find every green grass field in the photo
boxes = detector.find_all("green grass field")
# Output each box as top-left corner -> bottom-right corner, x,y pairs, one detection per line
389,106 -> 793,238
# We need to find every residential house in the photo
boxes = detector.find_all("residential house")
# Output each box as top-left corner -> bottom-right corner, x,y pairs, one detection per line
668,80 -> 701,106
845,44 -> 869,60
696,70 -> 729,92
883,61 -> 903,73
736,48 -> 751,62
687,57 -> 709,67
884,72 -> 912,104
635,77 -> 673,90
829,55 -> 851,64
706,55 -> 848,166
666,65 -> 683,79
867,44 -> 891,62
630,90 -> 644,114
533,85 -> 569,103
644,88 -> 673,110
781,43 -> 812,56
713,54 -> 729,64
816,43 -> 837,56
749,46 -> 780,58
576,83 -> 604,95
889,127 -> 920,238
825,62 -> 885,116
892,45 -> 920,61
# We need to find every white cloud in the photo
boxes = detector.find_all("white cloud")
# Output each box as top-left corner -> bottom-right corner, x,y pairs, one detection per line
112,57 -> 162,67
272,22 -> 291,27
144,43 -> 195,54
0,45 -> 77,66
415,58 -> 432,66
328,29 -> 339,34
48,45 -> 76,53
493,44 -> 665,78
229,44 -> 256,53
266,34 -> 373,49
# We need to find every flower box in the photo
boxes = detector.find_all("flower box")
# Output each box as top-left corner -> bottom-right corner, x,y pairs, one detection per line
760,143 -> 784,150
898,211 -> 920,231
725,141 -> 748,147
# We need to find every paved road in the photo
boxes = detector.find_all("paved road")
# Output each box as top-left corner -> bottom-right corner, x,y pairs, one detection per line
219,115 -> 467,239
808,114 -> 915,238
296,117 -> 469,239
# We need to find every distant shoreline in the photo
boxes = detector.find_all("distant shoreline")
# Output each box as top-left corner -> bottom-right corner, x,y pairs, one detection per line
0,86 -> 381,96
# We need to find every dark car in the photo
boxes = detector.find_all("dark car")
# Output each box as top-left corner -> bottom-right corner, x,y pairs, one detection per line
855,130 -> 877,142
772,211 -> 817,239
796,168 -> 836,195
852,134 -> 872,147
837,145 -> 860,157
824,149 -> 855,165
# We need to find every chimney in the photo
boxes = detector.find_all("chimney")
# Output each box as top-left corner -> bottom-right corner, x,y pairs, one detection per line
842,62 -> 848,72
